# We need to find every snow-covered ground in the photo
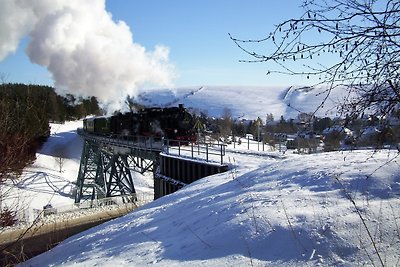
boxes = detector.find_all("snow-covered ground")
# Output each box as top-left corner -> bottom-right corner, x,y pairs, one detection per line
2,121 -> 154,224
2,85 -> 399,266
21,147 -> 400,266
13,123 -> 399,266
2,121 -> 82,223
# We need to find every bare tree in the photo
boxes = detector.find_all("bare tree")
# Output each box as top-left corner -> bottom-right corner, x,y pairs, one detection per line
56,157 -> 65,173
53,144 -> 68,173
230,0 -> 400,120
218,107 -> 233,141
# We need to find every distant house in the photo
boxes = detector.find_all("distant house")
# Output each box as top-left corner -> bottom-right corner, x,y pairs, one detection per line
322,126 -> 353,137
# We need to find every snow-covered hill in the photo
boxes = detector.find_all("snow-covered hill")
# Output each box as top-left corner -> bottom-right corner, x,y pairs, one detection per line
22,148 -> 400,266
136,85 -> 345,120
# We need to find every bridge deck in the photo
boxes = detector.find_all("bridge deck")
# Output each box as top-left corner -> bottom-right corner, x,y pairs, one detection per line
77,128 -> 163,152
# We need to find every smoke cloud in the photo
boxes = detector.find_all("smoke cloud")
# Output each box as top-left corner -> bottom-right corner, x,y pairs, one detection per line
0,0 -> 175,112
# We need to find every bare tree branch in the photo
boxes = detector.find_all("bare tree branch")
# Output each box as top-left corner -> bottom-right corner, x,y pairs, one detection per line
230,0 -> 400,119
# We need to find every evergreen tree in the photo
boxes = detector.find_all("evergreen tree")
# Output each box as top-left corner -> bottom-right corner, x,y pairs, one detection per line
0,82 -> 101,178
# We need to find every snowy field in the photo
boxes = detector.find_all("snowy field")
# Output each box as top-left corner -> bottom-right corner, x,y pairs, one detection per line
11,121 -> 400,266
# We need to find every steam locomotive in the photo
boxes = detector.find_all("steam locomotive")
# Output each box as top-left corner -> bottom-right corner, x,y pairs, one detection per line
83,104 -> 196,142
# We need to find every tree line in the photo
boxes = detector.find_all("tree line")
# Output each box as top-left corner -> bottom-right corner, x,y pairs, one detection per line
0,83 -> 101,179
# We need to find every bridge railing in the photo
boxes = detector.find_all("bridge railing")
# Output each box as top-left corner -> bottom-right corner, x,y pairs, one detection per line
77,128 -> 226,164
163,139 -> 226,165
77,128 -> 164,151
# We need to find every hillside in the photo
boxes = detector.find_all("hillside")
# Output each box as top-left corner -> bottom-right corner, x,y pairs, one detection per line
1,121 -> 154,223
19,127 -> 400,266
136,85 -> 345,120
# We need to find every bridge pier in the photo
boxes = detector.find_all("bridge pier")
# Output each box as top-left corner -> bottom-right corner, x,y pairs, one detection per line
75,140 -> 140,203
75,140 -> 104,202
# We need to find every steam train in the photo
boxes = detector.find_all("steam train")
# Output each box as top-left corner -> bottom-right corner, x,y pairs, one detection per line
83,104 -> 196,142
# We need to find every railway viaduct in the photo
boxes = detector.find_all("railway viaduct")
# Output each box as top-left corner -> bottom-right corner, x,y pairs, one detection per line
74,129 -> 229,204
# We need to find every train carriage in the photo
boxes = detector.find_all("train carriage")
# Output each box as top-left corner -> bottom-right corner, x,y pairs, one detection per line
83,116 -> 110,135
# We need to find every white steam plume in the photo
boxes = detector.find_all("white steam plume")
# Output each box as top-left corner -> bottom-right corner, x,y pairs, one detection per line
0,0 -> 175,112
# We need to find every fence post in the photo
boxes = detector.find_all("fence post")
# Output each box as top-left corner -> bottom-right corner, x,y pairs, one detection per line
206,144 -> 209,162
220,145 -> 223,164
165,139 -> 169,154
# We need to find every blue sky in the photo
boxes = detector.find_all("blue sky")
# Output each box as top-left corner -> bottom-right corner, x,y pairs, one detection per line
0,0 -> 308,88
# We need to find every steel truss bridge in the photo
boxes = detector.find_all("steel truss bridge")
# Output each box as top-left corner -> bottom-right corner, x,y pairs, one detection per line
75,129 -> 228,204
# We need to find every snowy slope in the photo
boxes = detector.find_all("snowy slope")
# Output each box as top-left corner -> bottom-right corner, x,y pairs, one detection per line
22,147 -> 400,266
2,121 -> 154,223
136,85 -> 345,120
2,122 -> 83,222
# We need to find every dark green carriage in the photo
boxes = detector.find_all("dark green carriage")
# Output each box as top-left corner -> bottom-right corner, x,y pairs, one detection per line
94,117 -> 111,135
